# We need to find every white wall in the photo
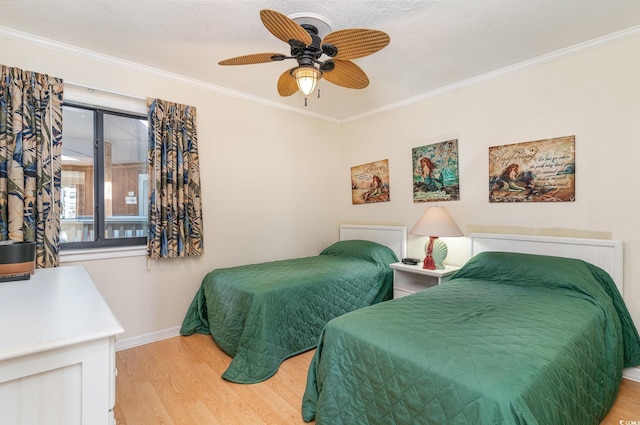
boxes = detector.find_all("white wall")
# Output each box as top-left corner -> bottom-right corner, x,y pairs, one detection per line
339,34 -> 640,330
0,33 -> 343,344
2,28 -> 639,347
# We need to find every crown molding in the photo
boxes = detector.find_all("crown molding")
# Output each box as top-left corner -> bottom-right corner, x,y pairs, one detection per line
2,24 -> 639,125
0,25 -> 340,123
343,24 -> 640,123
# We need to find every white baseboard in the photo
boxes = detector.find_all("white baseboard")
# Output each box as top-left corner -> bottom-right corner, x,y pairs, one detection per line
115,328 -> 640,384
115,326 -> 182,351
623,366 -> 640,382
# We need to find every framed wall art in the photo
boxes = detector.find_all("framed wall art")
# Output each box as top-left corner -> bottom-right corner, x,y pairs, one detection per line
412,139 -> 460,202
351,159 -> 390,204
489,135 -> 575,202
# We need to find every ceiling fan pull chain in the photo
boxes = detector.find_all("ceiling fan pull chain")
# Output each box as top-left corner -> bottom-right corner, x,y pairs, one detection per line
304,97 -> 308,106
318,89 -> 321,99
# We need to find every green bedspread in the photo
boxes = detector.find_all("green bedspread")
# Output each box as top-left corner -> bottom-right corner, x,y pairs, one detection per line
180,239 -> 397,384
302,251 -> 640,425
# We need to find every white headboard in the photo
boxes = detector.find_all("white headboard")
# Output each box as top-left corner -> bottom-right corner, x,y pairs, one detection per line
468,233 -> 624,294
340,224 -> 407,259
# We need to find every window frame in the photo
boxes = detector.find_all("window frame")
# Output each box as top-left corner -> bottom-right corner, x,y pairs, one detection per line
61,102 -> 148,251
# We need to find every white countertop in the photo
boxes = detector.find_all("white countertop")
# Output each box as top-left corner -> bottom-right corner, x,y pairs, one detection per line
0,265 -> 123,361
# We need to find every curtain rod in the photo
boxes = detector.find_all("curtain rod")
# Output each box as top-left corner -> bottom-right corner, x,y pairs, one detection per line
64,81 -> 147,102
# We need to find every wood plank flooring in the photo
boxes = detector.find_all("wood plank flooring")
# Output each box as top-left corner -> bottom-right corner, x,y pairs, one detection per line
114,334 -> 640,425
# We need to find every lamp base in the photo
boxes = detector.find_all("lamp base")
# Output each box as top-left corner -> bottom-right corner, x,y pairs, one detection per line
423,237 -> 448,270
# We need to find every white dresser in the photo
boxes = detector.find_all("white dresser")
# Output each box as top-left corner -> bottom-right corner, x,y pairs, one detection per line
0,265 -> 123,425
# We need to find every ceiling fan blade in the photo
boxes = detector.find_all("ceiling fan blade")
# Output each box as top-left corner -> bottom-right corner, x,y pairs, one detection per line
322,59 -> 369,89
323,29 -> 390,60
218,53 -> 285,66
260,9 -> 312,47
277,68 -> 298,97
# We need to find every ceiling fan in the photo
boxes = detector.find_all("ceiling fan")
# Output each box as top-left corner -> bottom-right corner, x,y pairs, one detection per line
218,9 -> 390,100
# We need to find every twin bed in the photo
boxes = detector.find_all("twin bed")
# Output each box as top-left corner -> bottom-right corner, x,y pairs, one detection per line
180,224 -> 407,383
180,227 -> 640,424
302,233 -> 640,424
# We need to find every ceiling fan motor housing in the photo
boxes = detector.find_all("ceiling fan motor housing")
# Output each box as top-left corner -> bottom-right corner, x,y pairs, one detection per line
292,25 -> 321,63
290,24 -> 338,73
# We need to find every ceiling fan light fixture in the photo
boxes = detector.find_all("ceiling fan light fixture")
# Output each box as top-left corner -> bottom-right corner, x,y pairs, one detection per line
294,66 -> 319,96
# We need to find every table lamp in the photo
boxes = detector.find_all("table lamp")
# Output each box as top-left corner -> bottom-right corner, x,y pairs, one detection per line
409,206 -> 463,270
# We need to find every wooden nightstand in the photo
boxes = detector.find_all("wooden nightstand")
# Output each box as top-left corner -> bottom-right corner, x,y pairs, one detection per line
389,262 -> 461,298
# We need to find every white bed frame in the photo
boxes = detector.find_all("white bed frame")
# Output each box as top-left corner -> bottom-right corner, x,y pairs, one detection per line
468,233 -> 624,294
340,224 -> 407,260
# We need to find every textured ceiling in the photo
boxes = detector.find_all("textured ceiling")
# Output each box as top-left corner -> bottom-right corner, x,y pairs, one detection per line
1,0 -> 640,121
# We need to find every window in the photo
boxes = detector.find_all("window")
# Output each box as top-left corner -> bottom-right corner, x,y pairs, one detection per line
61,104 -> 148,249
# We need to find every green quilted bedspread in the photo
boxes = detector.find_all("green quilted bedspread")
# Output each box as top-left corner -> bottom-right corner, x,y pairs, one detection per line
302,251 -> 640,425
180,240 -> 397,383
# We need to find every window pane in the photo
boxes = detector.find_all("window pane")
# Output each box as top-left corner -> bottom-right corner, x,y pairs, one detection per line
103,113 -> 148,239
61,107 -> 95,243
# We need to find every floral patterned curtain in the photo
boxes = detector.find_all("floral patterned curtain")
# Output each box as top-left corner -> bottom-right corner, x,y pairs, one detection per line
0,65 -> 63,268
147,98 -> 203,259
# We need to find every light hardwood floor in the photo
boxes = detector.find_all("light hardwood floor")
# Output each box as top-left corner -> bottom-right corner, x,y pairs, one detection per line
114,334 -> 640,425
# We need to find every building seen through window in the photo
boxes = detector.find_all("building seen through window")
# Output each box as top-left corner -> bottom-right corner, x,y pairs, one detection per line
61,104 -> 148,249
